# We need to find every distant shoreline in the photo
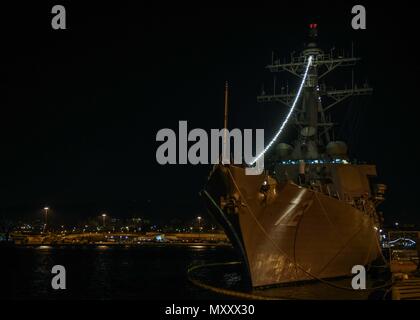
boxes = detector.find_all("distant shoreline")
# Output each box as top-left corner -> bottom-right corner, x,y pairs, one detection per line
4,241 -> 232,248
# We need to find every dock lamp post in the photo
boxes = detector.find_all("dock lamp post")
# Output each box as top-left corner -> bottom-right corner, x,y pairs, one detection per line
102,213 -> 107,228
197,216 -> 202,238
43,207 -> 49,232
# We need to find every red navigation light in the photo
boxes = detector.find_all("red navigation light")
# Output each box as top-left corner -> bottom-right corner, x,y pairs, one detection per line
309,23 -> 318,29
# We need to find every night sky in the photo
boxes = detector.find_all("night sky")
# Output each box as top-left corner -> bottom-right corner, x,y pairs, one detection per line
0,2 -> 418,225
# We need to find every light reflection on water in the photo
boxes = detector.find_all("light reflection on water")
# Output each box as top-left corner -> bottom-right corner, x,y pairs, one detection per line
2,245 -> 234,299
36,245 -> 52,250
190,245 -> 207,250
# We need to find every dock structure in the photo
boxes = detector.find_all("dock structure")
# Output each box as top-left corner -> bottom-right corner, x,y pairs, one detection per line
10,231 -> 229,245
392,277 -> 420,300
387,230 -> 420,299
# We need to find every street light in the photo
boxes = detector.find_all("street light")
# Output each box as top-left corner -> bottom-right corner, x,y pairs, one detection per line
102,213 -> 107,228
197,216 -> 202,239
43,207 -> 49,232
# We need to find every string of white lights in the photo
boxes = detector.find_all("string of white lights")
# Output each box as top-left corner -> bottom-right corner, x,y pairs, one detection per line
388,237 -> 416,245
250,55 -> 313,165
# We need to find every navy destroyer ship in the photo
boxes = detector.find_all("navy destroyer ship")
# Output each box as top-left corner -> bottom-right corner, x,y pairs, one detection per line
201,24 -> 386,288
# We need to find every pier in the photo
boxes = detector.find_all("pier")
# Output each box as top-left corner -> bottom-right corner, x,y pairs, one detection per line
392,277 -> 420,300
9,231 -> 229,246
388,230 -> 420,299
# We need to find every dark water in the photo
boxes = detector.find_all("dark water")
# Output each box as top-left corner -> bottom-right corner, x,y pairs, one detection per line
0,244 -> 388,300
0,245 -> 239,300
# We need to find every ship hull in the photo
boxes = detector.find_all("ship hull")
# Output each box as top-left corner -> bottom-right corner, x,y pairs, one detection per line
202,165 -> 382,288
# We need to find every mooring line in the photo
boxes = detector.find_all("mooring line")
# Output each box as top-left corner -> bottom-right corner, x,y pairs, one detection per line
187,261 -> 291,300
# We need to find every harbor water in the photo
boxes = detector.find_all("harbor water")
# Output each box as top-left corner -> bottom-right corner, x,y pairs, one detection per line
0,245 -> 387,300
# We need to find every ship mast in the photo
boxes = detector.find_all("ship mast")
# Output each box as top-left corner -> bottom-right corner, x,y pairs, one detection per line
257,24 -> 372,160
